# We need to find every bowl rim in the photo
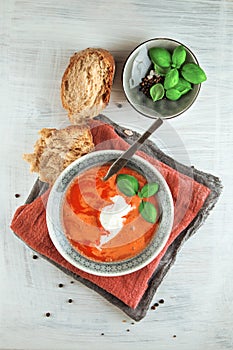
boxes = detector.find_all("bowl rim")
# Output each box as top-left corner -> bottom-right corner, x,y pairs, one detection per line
46,150 -> 174,277
122,37 -> 201,120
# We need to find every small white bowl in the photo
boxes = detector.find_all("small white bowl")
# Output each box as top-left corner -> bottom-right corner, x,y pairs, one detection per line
122,38 -> 201,120
46,150 -> 174,276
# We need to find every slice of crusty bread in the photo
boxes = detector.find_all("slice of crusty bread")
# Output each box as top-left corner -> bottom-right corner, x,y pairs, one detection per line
23,125 -> 94,185
61,48 -> 115,125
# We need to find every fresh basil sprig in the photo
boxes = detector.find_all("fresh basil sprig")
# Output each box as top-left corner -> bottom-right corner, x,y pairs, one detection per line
148,45 -> 207,102
139,201 -> 157,224
172,45 -> 186,69
150,83 -> 164,102
174,77 -> 192,95
164,68 -> 179,90
116,174 -> 159,223
154,64 -> 171,76
149,47 -> 171,68
138,182 -> 159,198
181,63 -> 207,84
117,174 -> 139,196
166,88 -> 182,101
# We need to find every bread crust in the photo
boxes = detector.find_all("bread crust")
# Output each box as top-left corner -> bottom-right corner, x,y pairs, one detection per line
23,125 -> 94,185
61,48 -> 115,124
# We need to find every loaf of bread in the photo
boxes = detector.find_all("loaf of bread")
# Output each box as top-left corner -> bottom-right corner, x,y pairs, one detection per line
23,125 -> 94,185
61,48 -> 115,124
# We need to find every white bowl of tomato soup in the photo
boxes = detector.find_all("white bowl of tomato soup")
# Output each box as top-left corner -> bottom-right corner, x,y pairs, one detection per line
46,150 -> 174,276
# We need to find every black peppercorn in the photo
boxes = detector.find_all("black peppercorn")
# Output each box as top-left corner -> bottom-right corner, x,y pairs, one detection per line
139,70 -> 164,98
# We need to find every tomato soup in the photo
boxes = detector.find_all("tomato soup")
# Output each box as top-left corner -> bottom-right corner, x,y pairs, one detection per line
62,164 -> 160,262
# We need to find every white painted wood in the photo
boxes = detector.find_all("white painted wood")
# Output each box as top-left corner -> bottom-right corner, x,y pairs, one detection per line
1,0 -> 233,349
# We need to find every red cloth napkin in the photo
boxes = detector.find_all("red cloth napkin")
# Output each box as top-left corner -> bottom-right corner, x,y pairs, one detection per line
11,120 -> 211,309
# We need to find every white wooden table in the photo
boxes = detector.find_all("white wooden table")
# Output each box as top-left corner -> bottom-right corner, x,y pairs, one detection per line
1,1 -> 232,349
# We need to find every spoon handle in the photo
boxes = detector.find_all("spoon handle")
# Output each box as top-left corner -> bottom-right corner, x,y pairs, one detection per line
103,118 -> 163,181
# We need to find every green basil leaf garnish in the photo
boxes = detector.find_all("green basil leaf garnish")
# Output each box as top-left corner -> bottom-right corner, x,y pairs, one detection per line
139,201 -> 157,223
116,174 -> 160,223
150,83 -> 164,102
164,68 -> 179,90
137,191 -> 143,199
172,45 -> 186,68
117,174 -> 139,197
140,183 -> 159,198
181,63 -> 207,84
166,88 -> 182,101
149,47 -> 171,68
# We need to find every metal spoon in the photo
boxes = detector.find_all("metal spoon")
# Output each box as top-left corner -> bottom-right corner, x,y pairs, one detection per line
103,117 -> 163,181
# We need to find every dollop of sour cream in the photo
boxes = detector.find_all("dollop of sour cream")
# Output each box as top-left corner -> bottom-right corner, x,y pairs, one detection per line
98,195 -> 133,248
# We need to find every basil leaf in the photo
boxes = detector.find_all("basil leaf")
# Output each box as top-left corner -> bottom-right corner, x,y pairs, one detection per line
172,45 -> 186,68
164,68 -> 179,90
140,183 -> 159,198
181,63 -> 207,84
166,88 -> 182,101
180,87 -> 191,96
149,47 -> 171,68
150,83 -> 164,102
174,77 -> 192,95
138,191 -> 143,199
139,201 -> 157,223
154,63 -> 171,76
117,174 -> 139,197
